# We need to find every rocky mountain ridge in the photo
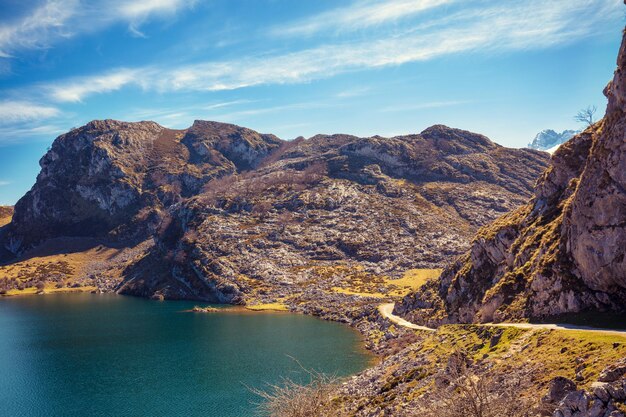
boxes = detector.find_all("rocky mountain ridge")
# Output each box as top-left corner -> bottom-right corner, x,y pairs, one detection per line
397,29 -> 626,326
5,119 -> 281,251
2,121 -> 548,307
113,125 -> 549,304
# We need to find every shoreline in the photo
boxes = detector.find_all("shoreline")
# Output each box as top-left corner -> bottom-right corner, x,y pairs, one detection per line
0,285 -> 98,297
2,290 -> 379,365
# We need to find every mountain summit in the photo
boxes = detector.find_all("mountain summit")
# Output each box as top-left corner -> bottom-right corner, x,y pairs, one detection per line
528,129 -> 578,152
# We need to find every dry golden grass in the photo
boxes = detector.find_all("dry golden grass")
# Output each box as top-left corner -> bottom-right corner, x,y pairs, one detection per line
327,268 -> 442,299
387,269 -> 442,297
4,284 -> 97,296
246,302 -> 289,311
0,237 -> 142,297
0,207 -> 12,227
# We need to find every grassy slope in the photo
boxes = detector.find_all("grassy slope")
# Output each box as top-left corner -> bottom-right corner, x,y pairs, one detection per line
0,237 -> 149,296
333,324 -> 626,414
0,206 -> 13,227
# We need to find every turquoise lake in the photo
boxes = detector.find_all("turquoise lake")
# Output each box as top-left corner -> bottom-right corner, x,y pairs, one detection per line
0,294 -> 371,417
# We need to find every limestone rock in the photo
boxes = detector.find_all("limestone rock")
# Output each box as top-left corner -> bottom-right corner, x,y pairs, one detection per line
398,27 -> 626,324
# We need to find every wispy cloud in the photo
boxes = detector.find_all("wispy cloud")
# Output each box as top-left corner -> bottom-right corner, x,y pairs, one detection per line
46,69 -> 142,102
123,100 -> 255,122
0,0 -> 196,57
118,0 -> 196,19
335,87 -> 372,99
0,0 -> 77,57
0,180 -> 10,186
0,124 -> 67,145
39,0 -> 619,103
0,101 -> 60,123
117,0 -> 198,37
272,0 -> 454,37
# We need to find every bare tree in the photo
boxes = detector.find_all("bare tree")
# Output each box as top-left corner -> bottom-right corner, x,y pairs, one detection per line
574,105 -> 597,126
415,352 -> 534,417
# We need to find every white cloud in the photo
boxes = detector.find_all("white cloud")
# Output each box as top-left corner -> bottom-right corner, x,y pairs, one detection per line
118,0 -> 196,19
335,87 -> 371,99
28,0 -> 624,103
0,0 -> 77,57
273,0 -> 454,37
46,69 -> 143,102
0,101 -> 60,123
0,124 -> 67,145
0,0 -> 196,57
116,0 -> 197,37
0,181 -> 10,186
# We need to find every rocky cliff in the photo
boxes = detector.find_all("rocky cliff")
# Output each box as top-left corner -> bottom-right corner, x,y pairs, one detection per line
398,29 -> 626,326
115,125 -> 548,304
3,119 -> 548,304
5,120 -> 281,251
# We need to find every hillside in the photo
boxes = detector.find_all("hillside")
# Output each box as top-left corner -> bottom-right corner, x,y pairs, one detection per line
6,120 -> 282,250
2,122 -> 548,305
116,125 -> 548,309
0,206 -> 12,228
397,29 -> 626,327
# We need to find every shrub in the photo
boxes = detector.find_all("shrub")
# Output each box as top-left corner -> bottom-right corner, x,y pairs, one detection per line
414,352 -> 534,417
252,364 -> 341,417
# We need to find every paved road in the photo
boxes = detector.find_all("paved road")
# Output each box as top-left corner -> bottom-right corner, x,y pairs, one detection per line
378,303 -> 626,338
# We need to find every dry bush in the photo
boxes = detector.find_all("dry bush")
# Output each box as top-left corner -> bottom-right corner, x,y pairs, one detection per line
384,330 -> 422,356
415,352 -> 535,417
252,364 -> 341,417
200,174 -> 239,204
259,137 -> 305,168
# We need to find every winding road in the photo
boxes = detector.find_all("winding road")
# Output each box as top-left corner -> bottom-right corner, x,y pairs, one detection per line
378,303 -> 436,332
378,303 -> 626,338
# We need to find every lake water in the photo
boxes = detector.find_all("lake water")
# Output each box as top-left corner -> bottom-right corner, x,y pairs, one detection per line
0,294 -> 371,417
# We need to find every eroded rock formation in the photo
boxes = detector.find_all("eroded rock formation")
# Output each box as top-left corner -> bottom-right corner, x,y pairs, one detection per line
398,28 -> 626,325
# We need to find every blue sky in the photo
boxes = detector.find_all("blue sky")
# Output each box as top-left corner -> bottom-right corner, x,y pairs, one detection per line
0,0 -> 623,205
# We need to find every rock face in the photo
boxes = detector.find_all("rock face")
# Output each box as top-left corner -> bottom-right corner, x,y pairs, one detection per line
6,120 -> 281,251
116,125 -> 548,302
528,129 -> 579,151
398,29 -> 626,325
3,117 -> 548,302
552,359 -> 626,417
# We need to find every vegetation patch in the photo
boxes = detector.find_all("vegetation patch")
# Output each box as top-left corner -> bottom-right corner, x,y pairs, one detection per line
246,302 -> 289,311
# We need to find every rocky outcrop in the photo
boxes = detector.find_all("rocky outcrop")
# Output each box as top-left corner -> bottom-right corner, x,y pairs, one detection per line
2,115 -> 548,303
552,359 -> 626,417
117,125 -> 548,302
398,27 -> 626,325
5,120 -> 281,251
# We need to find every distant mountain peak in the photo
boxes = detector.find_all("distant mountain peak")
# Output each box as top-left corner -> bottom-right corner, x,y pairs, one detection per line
528,129 -> 579,151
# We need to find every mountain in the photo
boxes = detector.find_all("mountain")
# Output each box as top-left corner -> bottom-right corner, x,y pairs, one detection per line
117,125 -> 550,304
2,122 -> 549,307
397,30 -> 626,327
5,120 -> 281,251
528,129 -> 579,152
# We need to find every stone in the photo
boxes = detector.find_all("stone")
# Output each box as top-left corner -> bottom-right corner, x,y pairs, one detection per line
598,360 -> 626,383
544,377 -> 578,404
